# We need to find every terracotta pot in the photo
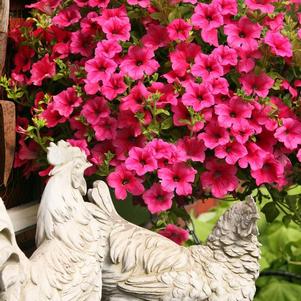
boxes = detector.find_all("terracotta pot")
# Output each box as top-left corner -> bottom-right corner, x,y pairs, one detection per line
185,198 -> 218,217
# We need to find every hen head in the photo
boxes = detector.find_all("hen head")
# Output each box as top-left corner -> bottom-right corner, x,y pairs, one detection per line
47,140 -> 92,195
223,196 -> 259,238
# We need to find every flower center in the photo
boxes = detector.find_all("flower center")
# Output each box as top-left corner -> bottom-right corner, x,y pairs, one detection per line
136,60 -> 143,66
173,175 -> 180,182
122,178 -> 129,185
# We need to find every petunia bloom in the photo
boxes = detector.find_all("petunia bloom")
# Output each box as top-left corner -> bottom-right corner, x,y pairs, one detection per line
143,183 -> 173,214
167,19 -> 192,41
158,163 -> 197,196
274,118 -> 301,150
245,0 -> 276,14
201,159 -> 238,198
30,54 -> 56,86
159,224 -> 189,245
120,46 -> 159,80
240,72 -> 274,98
107,165 -> 144,200
224,17 -> 262,50
125,147 -> 157,176
52,87 -> 82,118
264,31 -> 293,58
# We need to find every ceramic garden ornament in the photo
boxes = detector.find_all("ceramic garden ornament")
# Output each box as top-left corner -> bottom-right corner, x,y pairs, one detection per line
0,141 -> 260,301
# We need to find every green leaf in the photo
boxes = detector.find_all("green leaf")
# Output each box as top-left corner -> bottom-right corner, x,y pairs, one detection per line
255,280 -> 301,301
282,215 -> 292,227
161,117 -> 173,130
156,108 -> 170,116
261,202 -> 280,223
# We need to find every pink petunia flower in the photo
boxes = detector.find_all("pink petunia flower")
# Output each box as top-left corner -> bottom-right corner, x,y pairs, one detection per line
240,72 -> 274,98
212,45 -> 237,66
70,116 -> 87,139
113,128 -> 146,157
14,46 -> 35,73
52,87 -> 82,118
85,56 -> 117,83
191,53 -> 224,80
201,159 -> 238,198
177,136 -> 206,162
141,24 -> 170,51
182,82 -> 214,111
245,0 -> 276,14
93,117 -> 117,141
238,142 -> 267,171
212,0 -> 237,16
120,82 -> 150,113
30,54 -> 56,86
198,121 -> 230,149
125,147 -> 157,176
167,19 -> 192,41
274,118 -> 301,150
158,163 -> 197,196
207,77 -> 229,95
251,155 -> 284,186
201,28 -> 219,47
89,0 -> 110,8
191,3 -> 223,30
143,183 -> 173,214
263,13 -> 284,31
120,46 -> 159,80
237,48 -> 262,73
40,102 -> 66,128
26,0 -> 61,14
67,138 -> 90,156
127,0 -> 150,8
107,165 -> 144,200
146,139 -> 175,160
215,96 -> 253,129
224,17 -> 262,50
102,17 -> 131,41
215,141 -> 248,165
159,224 -> 189,245
101,74 -> 127,100
95,39 -> 122,58
81,96 -> 110,125
52,5 -> 81,27
264,31 -> 293,58
231,125 -> 254,144
70,30 -> 94,57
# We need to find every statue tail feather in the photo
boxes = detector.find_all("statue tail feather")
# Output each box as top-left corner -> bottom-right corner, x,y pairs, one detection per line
87,180 -> 119,223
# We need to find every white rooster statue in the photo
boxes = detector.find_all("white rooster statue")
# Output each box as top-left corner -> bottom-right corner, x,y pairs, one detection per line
87,181 -> 261,301
0,141 -> 104,301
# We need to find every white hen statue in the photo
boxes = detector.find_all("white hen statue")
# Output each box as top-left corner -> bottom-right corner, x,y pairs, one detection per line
87,181 -> 260,301
0,141 -> 104,301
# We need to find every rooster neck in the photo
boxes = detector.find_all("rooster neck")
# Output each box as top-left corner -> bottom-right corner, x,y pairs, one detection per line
36,172 -> 91,247
205,225 -> 261,279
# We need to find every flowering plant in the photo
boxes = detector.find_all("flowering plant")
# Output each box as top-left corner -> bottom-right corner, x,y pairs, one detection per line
2,0 -> 301,242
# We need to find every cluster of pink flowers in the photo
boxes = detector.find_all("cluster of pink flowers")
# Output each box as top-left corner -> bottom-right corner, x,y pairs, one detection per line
5,0 -> 301,242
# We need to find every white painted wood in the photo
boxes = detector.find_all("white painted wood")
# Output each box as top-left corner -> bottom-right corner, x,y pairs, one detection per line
7,202 -> 39,234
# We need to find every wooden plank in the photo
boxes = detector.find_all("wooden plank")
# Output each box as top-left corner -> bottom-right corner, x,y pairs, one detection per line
0,100 -> 16,186
0,0 -> 10,75
7,202 -> 39,234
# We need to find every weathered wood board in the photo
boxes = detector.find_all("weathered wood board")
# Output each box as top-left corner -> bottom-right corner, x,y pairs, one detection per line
0,100 -> 16,186
0,0 -> 10,75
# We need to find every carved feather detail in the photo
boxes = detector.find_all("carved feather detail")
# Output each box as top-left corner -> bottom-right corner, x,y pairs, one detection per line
88,182 -> 260,301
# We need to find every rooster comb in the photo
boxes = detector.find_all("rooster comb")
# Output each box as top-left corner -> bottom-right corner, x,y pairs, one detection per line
47,140 -> 87,166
